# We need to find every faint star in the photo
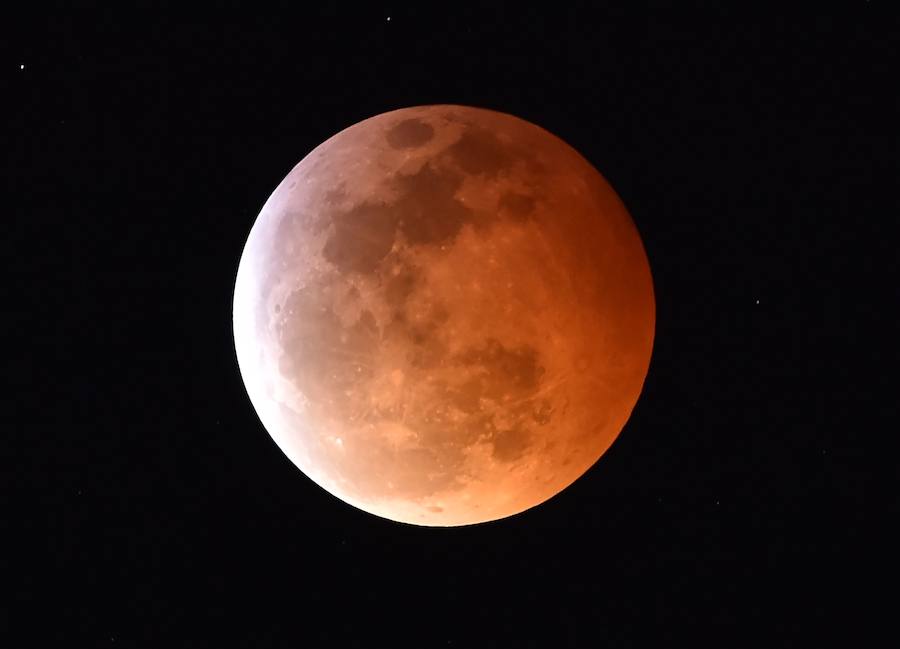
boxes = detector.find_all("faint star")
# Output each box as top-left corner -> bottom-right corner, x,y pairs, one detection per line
715,500 -> 720,506
755,299 -> 760,304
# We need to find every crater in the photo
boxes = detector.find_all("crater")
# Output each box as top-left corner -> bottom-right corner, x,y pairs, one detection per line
321,156 -> 484,273
383,262 -> 419,307
406,306 -> 449,357
492,427 -> 530,462
339,443 -> 463,503
386,119 -> 435,149
322,202 -> 397,274
277,283 -> 378,404
448,377 -> 483,414
456,338 -> 544,394
381,306 -> 449,371
393,164 -> 473,246
445,125 -> 514,177
532,399 -> 554,425
499,191 -> 536,220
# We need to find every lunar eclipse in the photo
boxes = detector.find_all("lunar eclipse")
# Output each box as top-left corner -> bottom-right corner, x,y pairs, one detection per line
233,105 -> 655,526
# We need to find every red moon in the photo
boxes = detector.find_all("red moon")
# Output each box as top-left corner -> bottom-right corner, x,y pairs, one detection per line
233,105 -> 655,526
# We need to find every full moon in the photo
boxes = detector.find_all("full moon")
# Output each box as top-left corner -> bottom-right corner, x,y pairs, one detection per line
233,105 -> 654,526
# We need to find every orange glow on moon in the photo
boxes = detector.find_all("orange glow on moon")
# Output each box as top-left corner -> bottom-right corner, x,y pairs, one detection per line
233,105 -> 655,526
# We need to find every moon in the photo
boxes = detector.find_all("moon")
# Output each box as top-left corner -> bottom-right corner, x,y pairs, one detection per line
233,105 -> 654,526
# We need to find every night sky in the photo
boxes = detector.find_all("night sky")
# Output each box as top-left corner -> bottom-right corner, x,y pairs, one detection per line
9,7 -> 892,647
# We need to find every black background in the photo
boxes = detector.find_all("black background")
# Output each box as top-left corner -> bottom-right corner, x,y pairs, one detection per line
8,6 -> 893,647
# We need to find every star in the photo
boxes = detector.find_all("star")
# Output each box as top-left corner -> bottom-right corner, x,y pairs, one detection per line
755,299 -> 760,304
20,64 -> 25,70
386,16 -> 391,21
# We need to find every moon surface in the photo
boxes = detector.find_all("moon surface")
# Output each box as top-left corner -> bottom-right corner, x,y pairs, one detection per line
233,105 -> 654,526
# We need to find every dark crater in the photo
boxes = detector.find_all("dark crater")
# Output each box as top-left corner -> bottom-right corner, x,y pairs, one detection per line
386,119 -> 435,149
498,191 -> 536,220
393,164 -> 472,246
322,202 -> 397,274
383,262 -> 419,308
321,163 -> 474,274
456,338 -> 544,394
445,125 -> 514,177
491,427 -> 531,462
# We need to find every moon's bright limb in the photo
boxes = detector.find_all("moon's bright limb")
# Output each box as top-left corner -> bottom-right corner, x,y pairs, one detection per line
233,105 -> 655,526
